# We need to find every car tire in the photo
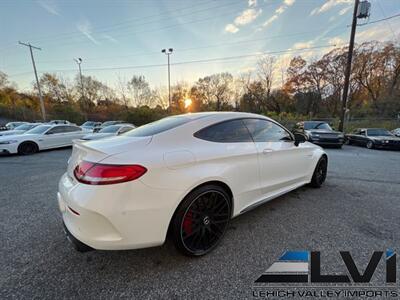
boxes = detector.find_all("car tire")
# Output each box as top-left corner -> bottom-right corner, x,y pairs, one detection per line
171,184 -> 232,257
17,141 -> 38,155
344,139 -> 351,145
310,156 -> 327,188
366,141 -> 374,149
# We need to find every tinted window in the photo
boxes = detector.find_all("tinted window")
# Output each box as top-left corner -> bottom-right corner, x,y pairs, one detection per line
194,119 -> 252,143
25,125 -> 51,134
47,126 -> 69,134
119,126 -> 133,134
66,126 -> 82,132
367,129 -> 392,136
99,125 -> 121,133
243,119 -> 291,142
14,124 -> 35,130
304,122 -> 332,130
125,116 -> 192,137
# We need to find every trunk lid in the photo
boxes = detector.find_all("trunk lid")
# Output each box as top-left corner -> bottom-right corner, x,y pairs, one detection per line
67,136 -> 152,178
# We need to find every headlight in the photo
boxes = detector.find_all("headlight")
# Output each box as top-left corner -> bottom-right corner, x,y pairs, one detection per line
0,140 -> 18,144
311,133 -> 320,137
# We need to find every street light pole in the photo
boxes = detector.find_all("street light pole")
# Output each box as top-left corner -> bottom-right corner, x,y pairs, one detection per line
161,48 -> 173,108
74,58 -> 84,99
19,41 -> 46,121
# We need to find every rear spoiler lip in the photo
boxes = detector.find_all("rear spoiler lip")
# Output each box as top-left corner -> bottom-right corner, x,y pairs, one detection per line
72,135 -> 153,157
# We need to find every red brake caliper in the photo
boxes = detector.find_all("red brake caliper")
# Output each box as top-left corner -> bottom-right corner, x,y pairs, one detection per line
183,211 -> 193,235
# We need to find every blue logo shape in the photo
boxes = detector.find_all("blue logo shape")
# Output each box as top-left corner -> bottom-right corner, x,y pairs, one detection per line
279,251 -> 309,262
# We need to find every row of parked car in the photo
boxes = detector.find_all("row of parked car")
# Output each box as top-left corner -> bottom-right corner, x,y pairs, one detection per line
1,117 -> 399,156
0,120 -> 135,155
293,121 -> 400,150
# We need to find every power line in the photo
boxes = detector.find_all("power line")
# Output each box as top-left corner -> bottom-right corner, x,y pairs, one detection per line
5,26 -> 347,69
9,1 -> 245,47
1,0 -> 220,47
8,44 -> 343,77
357,12 -> 400,26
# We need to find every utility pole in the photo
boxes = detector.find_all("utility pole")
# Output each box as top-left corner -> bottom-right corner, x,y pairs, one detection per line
74,58 -> 84,99
19,41 -> 46,121
161,48 -> 173,108
339,0 -> 370,132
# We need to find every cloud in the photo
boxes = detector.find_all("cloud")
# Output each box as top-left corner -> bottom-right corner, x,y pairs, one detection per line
77,19 -> 99,45
102,34 -> 118,43
261,0 -> 295,28
37,0 -> 59,16
225,24 -> 239,33
225,7 -> 262,33
328,36 -> 344,46
234,8 -> 262,25
284,0 -> 295,6
248,0 -> 257,7
339,6 -> 352,15
310,0 -> 352,16
263,15 -> 278,28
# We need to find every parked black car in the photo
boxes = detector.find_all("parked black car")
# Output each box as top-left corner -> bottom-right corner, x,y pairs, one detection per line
345,128 -> 400,150
292,121 -> 344,148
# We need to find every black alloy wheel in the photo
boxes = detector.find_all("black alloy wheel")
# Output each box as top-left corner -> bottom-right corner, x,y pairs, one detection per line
310,156 -> 327,188
366,140 -> 374,149
171,185 -> 231,256
18,142 -> 38,155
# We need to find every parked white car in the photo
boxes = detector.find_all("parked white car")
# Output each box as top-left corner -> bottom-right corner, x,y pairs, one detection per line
0,123 -> 41,137
392,128 -> 400,137
81,124 -> 135,141
58,112 -> 327,256
5,122 -> 28,130
80,121 -> 102,132
0,124 -> 86,155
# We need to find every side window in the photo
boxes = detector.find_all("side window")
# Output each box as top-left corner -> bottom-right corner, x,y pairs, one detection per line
243,119 -> 291,142
119,126 -> 133,134
66,126 -> 81,132
360,130 -> 366,136
47,126 -> 67,134
194,119 -> 253,143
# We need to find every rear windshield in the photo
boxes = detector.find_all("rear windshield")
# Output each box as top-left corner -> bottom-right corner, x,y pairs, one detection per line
14,124 -> 35,130
25,125 -> 51,134
367,129 -> 392,136
124,116 -> 191,137
99,125 -> 121,133
304,122 -> 332,130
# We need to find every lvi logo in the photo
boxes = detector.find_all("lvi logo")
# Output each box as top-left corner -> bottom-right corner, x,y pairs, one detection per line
255,250 -> 396,284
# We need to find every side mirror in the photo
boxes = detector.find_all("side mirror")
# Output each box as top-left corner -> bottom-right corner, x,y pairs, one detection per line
294,133 -> 307,146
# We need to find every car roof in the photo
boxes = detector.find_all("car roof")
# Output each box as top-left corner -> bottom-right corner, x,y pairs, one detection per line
178,111 -> 271,120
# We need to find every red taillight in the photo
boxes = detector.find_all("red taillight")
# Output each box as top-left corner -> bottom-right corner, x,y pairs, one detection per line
74,161 -> 147,185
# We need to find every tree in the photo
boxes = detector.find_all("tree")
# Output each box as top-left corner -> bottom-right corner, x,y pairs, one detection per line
39,73 -> 74,103
127,75 -> 151,107
193,73 -> 233,110
0,71 -> 8,89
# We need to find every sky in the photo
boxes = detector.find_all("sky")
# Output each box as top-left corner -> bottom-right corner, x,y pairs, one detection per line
0,0 -> 399,91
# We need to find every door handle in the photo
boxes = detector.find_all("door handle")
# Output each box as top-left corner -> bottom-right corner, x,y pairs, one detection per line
262,148 -> 273,154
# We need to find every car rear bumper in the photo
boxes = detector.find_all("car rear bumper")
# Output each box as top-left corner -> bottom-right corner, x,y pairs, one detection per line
58,172 -> 184,251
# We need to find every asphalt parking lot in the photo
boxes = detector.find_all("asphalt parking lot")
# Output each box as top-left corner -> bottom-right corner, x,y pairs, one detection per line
1,146 -> 399,299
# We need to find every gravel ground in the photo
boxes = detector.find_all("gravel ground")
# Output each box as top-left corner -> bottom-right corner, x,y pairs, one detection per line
1,145 -> 399,299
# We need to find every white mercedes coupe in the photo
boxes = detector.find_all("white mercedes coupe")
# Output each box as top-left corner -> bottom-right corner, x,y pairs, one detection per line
0,124 -> 86,155
58,112 -> 327,256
